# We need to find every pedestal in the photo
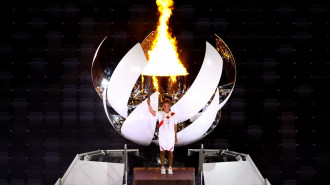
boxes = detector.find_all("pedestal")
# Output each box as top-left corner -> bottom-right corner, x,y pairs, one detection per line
134,167 -> 195,185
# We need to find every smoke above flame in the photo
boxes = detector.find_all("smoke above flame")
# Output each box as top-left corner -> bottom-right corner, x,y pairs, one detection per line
142,0 -> 188,85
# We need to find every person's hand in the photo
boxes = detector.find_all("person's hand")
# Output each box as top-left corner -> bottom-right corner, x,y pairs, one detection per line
175,137 -> 178,144
147,99 -> 150,105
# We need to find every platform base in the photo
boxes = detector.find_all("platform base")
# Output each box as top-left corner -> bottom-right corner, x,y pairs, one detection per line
134,167 -> 195,185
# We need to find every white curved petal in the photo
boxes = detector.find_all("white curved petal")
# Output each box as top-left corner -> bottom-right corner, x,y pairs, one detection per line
121,92 -> 159,145
171,42 -> 223,123
107,43 -> 148,118
176,89 -> 220,146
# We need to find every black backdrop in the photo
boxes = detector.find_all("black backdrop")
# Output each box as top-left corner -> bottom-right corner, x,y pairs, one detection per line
0,0 -> 329,185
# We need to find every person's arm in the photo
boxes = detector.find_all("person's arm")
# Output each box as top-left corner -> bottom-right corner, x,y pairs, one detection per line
174,124 -> 178,144
147,99 -> 156,116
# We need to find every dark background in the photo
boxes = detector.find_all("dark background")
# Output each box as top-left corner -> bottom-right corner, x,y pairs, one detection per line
0,0 -> 329,185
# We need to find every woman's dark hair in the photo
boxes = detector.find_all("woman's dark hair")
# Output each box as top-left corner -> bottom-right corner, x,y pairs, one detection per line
163,98 -> 171,105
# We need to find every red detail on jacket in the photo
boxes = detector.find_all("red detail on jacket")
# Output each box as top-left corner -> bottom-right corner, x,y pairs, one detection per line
159,120 -> 164,127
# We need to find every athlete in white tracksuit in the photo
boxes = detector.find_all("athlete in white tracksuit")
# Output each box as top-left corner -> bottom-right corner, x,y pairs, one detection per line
156,110 -> 178,151
147,98 -> 178,175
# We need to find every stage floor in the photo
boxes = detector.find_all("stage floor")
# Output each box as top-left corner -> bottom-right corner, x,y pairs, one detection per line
134,167 -> 195,185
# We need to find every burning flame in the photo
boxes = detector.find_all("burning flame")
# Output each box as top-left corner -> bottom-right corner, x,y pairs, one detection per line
142,0 -> 188,91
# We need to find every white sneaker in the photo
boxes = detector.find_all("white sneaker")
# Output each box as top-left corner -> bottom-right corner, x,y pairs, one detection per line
161,167 -> 166,175
168,167 -> 173,175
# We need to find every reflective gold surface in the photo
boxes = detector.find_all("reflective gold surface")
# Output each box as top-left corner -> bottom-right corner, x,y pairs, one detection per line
215,34 -> 236,85
201,34 -> 237,138
141,31 -> 157,61
91,37 -> 108,99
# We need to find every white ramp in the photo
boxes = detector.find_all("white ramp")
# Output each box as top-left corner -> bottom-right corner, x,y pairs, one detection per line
58,159 -> 124,185
203,155 -> 271,185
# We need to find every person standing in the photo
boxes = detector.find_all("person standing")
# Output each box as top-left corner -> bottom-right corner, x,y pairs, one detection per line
147,98 -> 178,175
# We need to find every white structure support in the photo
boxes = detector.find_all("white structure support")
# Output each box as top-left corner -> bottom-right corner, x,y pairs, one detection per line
188,147 -> 271,185
55,148 -> 139,185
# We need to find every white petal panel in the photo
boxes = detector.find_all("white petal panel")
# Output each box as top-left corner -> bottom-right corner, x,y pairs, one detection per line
121,92 -> 159,145
176,89 -> 220,146
171,42 -> 223,123
107,43 -> 148,118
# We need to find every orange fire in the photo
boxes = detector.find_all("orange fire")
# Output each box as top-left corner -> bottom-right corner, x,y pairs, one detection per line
142,0 -> 188,89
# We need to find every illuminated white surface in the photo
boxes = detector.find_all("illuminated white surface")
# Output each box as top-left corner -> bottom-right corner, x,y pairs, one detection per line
62,160 -> 124,185
203,155 -> 271,185
107,43 -> 148,118
171,42 -> 223,123
176,89 -> 220,146
204,162 -> 262,185
121,92 -> 159,145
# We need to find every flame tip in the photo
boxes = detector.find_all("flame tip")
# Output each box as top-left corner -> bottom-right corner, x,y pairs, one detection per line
142,0 -> 188,90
